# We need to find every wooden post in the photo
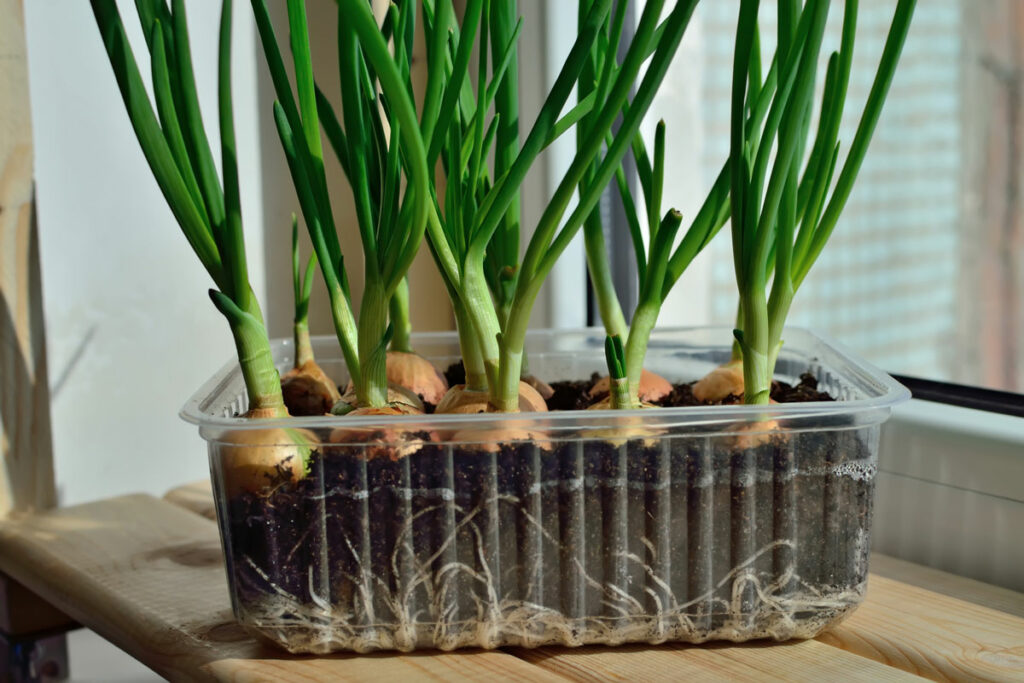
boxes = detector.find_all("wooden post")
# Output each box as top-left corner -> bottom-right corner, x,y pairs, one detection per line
0,0 -> 56,517
0,3 -> 71,676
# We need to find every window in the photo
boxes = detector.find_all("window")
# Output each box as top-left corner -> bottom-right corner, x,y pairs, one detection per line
638,0 -> 1023,393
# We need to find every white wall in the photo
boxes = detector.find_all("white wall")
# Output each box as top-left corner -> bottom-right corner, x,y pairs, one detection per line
25,1 -> 264,505
875,401 -> 1024,592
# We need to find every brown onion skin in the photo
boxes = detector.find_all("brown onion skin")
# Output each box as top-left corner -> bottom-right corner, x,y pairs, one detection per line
522,374 -> 554,400
435,381 -> 548,414
435,382 -> 549,449
691,360 -> 744,403
328,403 -> 436,461
219,421 -> 313,497
385,350 -> 449,405
447,426 -> 551,454
583,397 -> 661,446
588,368 -> 672,403
281,360 -> 341,416
337,383 -> 424,414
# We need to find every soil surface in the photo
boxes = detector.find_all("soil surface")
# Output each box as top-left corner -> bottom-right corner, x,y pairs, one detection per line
443,360 -> 467,388
536,369 -> 833,411
336,364 -> 833,416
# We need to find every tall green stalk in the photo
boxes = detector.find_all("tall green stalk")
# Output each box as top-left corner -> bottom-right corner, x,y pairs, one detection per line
252,0 -> 430,409
577,0 -> 778,408
416,0 -> 698,412
388,277 -> 413,354
91,0 -> 285,417
730,0 -> 916,404
485,0 -> 522,328
290,215 -> 317,367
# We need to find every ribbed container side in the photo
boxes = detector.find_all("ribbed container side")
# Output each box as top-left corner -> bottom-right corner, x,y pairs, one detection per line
210,426 -> 878,653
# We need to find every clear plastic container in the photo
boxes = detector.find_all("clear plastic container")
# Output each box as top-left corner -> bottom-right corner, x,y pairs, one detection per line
181,327 -> 909,653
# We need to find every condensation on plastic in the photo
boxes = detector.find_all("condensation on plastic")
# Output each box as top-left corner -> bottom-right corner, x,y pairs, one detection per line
181,327 -> 909,653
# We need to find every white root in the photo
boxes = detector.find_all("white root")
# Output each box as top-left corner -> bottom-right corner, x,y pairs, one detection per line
229,490 -> 866,654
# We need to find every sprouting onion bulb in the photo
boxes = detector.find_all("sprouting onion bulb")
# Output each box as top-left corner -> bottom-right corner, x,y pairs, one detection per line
586,336 -> 659,411
578,0 -> 793,410
603,335 -> 634,410
585,338 -> 663,448
91,0 -> 286,419
280,215 -> 341,416
384,277 -> 449,406
728,0 -> 916,404
91,0 -> 316,494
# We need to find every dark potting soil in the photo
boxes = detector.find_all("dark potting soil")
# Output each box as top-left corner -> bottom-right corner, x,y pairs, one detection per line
443,360 -> 466,387
224,368 -> 871,650
546,373 -> 602,411
545,369 -> 833,410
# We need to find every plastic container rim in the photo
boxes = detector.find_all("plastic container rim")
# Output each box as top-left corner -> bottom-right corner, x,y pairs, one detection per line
180,325 -> 910,432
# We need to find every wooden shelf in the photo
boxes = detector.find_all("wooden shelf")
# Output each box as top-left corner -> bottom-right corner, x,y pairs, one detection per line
0,486 -> 1021,682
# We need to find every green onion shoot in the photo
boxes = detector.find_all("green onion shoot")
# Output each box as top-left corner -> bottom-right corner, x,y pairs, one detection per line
579,2 -> 781,409
729,0 -> 916,404
91,0 -> 312,496
280,215 -> 342,415
251,0 -> 430,416
415,0 -> 699,414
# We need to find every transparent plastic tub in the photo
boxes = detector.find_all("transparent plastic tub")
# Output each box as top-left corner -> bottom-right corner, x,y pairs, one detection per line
181,327 -> 909,654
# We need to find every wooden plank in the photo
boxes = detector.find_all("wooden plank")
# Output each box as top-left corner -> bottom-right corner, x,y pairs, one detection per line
203,650 -> 566,683
0,0 -> 67,656
0,495 -> 564,682
819,575 -> 1024,681
513,640 -> 919,682
0,573 -> 74,636
871,553 -> 1024,619
164,480 -> 216,520
0,0 -> 56,517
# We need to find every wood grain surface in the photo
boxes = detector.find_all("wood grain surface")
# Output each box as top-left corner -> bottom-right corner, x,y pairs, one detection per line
822,575 -> 1024,681
164,479 -> 217,520
0,0 -> 56,518
0,572 -> 74,636
870,552 -> 1024,619
513,639 -> 918,682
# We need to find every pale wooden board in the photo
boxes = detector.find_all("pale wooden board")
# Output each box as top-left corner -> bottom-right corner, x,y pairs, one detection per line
871,553 -> 1024,619
0,495 -> 563,682
512,639 -> 920,682
164,479 -> 217,520
820,575 -> 1024,682
0,0 -> 56,517
202,650 -> 566,683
